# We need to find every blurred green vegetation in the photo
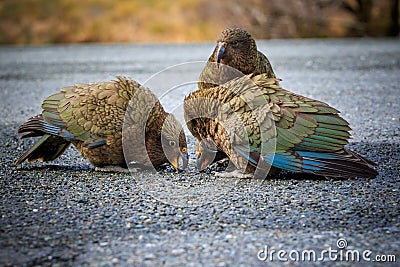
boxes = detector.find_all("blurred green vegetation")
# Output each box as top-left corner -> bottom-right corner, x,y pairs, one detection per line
0,0 -> 398,44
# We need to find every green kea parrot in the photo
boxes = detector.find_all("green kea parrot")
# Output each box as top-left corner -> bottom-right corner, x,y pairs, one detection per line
195,27 -> 278,169
15,77 -> 188,172
185,73 -> 377,179
198,27 -> 276,91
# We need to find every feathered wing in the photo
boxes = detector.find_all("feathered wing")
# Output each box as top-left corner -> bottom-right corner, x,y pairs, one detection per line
239,75 -> 377,178
251,75 -> 377,177
45,77 -> 136,147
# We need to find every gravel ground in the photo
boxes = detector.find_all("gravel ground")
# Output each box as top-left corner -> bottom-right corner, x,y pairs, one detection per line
0,39 -> 399,266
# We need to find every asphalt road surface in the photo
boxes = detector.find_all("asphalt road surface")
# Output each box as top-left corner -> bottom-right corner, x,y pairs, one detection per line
0,39 -> 399,266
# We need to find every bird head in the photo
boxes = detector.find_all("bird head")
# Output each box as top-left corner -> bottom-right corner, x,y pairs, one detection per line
161,114 -> 189,171
214,28 -> 258,74
195,138 -> 226,171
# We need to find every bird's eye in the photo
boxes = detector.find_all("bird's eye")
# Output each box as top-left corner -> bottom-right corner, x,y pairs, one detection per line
169,140 -> 176,147
181,147 -> 187,153
232,41 -> 239,47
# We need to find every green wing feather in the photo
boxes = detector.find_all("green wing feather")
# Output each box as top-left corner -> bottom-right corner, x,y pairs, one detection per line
41,77 -> 135,146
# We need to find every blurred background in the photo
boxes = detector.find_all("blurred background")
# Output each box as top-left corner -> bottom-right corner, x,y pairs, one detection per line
0,0 -> 398,45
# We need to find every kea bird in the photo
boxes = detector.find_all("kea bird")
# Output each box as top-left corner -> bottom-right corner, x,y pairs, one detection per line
15,77 -> 188,172
185,74 -> 378,179
196,27 -> 277,169
198,27 -> 276,91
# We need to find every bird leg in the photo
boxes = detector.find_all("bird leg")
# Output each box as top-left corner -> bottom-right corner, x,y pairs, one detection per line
214,169 -> 253,179
95,166 -> 135,173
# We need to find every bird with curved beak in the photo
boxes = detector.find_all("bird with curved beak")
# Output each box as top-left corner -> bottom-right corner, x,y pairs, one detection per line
199,28 -> 275,82
188,28 -> 377,178
194,28 -> 278,172
195,139 -> 226,171
15,77 -> 189,173
185,73 -> 378,179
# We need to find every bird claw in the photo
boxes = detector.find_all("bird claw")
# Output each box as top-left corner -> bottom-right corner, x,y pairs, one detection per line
214,170 -> 253,179
95,166 -> 133,173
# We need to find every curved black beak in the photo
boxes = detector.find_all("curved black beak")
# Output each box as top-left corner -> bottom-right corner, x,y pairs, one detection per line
171,151 -> 189,171
196,149 -> 217,171
216,42 -> 226,67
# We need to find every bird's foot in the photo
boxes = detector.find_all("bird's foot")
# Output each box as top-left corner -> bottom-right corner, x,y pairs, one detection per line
215,169 -> 253,179
95,166 -> 134,173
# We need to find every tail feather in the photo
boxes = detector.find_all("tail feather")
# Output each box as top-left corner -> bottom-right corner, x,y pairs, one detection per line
18,114 -> 74,140
15,114 -> 72,165
15,134 -> 70,165
18,115 -> 47,138
264,149 -> 377,178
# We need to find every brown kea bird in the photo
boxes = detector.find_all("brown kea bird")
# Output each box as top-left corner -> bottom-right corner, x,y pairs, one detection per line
196,27 -> 277,169
198,27 -> 276,91
15,77 -> 188,172
185,74 -> 378,179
